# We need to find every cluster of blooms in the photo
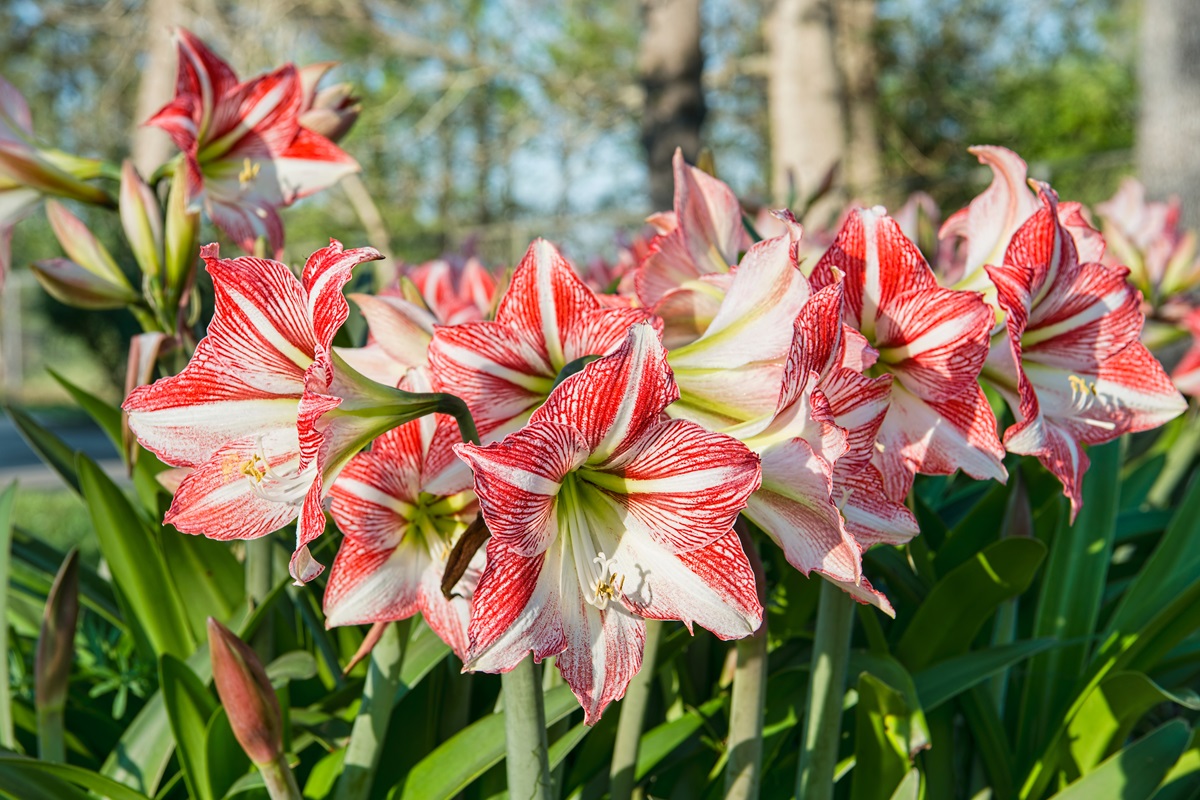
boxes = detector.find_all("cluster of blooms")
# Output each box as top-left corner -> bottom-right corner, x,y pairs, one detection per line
125,142 -> 1188,723
5,30 -> 1188,724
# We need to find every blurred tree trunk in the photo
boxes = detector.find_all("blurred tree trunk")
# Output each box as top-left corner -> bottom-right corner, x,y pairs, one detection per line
639,0 -> 706,210
765,0 -> 881,218
132,0 -> 189,175
766,0 -> 846,215
1137,0 -> 1200,229
836,0 -> 881,200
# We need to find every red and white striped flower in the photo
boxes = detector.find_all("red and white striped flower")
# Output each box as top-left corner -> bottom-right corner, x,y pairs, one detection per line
812,207 -> 1008,499
146,29 -> 358,256
409,257 -> 499,325
326,369 -> 479,658
984,186 -> 1187,515
455,323 -> 762,723
635,149 -> 751,330
121,240 -> 440,584
428,238 -> 650,441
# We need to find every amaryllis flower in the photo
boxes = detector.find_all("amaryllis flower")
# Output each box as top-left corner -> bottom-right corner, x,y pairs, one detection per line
146,29 -> 358,256
122,240 -> 442,584
456,323 -> 762,723
1173,309 -> 1200,397
636,149 -> 751,313
326,369 -> 480,658
812,207 -> 1008,499
937,146 -> 1040,292
335,290 -> 439,386
749,284 -> 916,613
428,238 -> 650,440
409,257 -> 499,325
984,186 -> 1187,515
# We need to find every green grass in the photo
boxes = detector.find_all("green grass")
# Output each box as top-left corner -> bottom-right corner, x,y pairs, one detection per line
11,488 -> 99,565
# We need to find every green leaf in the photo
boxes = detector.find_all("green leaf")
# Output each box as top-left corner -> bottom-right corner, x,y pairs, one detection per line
390,684 -> 578,800
161,531 -> 244,641
850,673 -> 930,800
912,639 -> 1059,711
3,405 -> 82,492
1050,720 -> 1190,800
1066,672 -> 1200,776
266,651 -> 319,685
205,708 -> 251,800
548,722 -> 591,769
1017,441 -> 1121,764
102,581 -> 289,794
0,483 -> 16,750
1105,473 -> 1200,652
47,368 -> 123,450
0,756 -> 147,800
78,453 -> 194,660
895,537 -> 1047,671
161,654 -> 218,800
395,620 -> 453,704
11,526 -> 122,626
635,696 -> 727,780
933,480 -> 1010,575
888,769 -> 920,800
1154,729 -> 1200,800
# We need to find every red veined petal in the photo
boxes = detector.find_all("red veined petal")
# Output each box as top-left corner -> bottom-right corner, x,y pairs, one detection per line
555,599 -> 645,725
301,239 -> 383,350
534,322 -> 677,461
455,421 -> 590,557
615,526 -> 762,640
587,417 -> 761,553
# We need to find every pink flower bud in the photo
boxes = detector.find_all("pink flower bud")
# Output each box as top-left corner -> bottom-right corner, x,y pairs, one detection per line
120,161 -> 164,277
36,550 -> 80,714
207,618 -> 283,766
32,258 -> 140,309
45,201 -> 131,288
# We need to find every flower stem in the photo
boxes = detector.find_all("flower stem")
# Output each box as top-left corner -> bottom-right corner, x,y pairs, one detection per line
610,620 -> 663,800
245,535 -> 275,658
335,618 -> 411,800
725,523 -> 767,800
36,706 -> 65,762
437,393 -> 481,446
796,579 -> 855,800
503,656 -> 553,800
259,753 -> 302,800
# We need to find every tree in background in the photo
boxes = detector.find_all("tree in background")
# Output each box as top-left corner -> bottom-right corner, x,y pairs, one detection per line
1138,0 -> 1200,228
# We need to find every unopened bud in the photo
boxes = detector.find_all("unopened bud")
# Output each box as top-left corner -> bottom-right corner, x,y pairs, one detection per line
297,62 -> 360,143
36,550 -> 80,715
163,164 -> 200,309
207,617 -> 283,766
120,162 -> 164,277
32,258 -> 139,309
45,201 -> 132,288
0,141 -> 112,207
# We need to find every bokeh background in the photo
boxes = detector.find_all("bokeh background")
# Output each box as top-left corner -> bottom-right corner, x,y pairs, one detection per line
0,0 -> 1194,408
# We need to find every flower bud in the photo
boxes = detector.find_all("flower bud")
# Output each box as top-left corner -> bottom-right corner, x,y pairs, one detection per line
0,141 -> 111,206
32,258 -> 139,309
45,200 -> 132,288
36,550 -> 80,716
207,618 -> 283,766
163,164 -> 200,308
120,162 -> 164,277
298,62 -> 360,143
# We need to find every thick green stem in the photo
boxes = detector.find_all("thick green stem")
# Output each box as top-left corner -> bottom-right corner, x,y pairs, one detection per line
246,536 -> 275,659
335,619 -> 411,800
36,706 -> 65,762
259,753 -> 302,800
610,621 -> 664,800
796,580 -> 855,800
437,393 -> 481,446
726,521 -> 768,800
725,625 -> 767,799
503,656 -> 553,800
0,483 -> 15,750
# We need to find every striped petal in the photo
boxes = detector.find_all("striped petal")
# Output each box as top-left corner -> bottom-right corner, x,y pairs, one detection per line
534,322 -> 678,461
455,421 -> 590,557
636,148 -> 750,307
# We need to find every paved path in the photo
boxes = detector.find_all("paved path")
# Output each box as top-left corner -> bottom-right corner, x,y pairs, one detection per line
0,414 -> 126,490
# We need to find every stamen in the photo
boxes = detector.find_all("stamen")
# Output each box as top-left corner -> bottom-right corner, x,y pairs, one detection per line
238,157 -> 261,187
590,551 -> 625,611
